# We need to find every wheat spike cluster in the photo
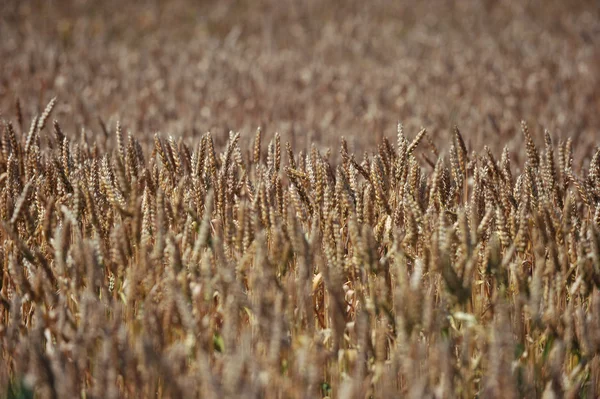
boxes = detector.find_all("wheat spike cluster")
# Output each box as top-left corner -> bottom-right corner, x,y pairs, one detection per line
2,1 -> 600,398
1,102 -> 600,397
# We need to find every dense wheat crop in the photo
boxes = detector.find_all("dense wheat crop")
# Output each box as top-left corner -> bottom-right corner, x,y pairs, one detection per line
1,0 -> 600,398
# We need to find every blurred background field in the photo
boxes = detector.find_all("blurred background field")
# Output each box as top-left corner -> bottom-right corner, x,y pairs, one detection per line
1,0 -> 599,158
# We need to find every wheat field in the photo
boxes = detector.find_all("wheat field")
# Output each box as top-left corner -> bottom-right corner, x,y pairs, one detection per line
1,1 -> 600,398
